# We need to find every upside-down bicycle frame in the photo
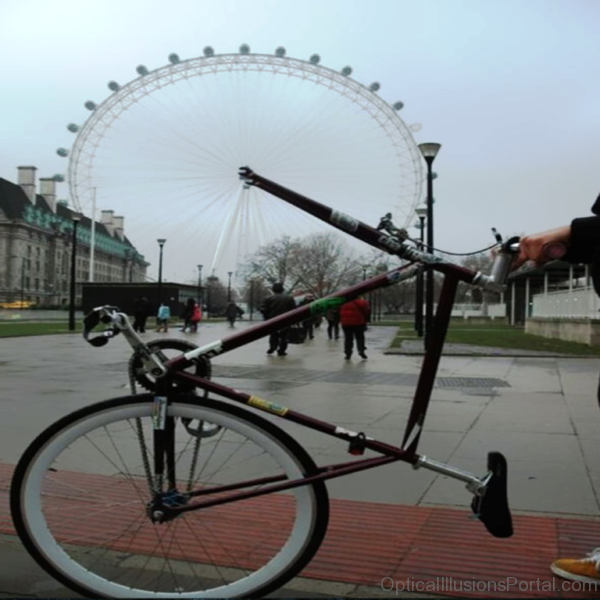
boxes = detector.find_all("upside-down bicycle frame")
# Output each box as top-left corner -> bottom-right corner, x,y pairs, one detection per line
153,169 -> 491,514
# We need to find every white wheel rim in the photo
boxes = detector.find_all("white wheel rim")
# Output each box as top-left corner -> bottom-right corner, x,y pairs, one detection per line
20,402 -> 317,598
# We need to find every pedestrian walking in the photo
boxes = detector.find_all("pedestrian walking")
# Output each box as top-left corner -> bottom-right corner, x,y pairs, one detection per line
339,296 -> 370,360
156,302 -> 171,333
181,298 -> 196,333
325,306 -> 340,340
261,283 -> 296,356
190,301 -> 202,333
513,192 -> 600,586
132,296 -> 150,333
225,301 -> 244,328
299,294 -> 316,340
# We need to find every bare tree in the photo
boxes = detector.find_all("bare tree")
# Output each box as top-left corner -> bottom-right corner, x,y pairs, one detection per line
239,277 -> 271,318
205,275 -> 228,316
244,233 -> 361,297
245,236 -> 302,289
290,233 -> 361,296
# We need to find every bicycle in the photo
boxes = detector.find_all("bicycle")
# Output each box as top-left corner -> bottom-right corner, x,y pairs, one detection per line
11,167 -> 542,598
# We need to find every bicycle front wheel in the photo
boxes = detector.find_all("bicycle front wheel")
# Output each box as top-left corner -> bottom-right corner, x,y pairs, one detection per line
11,394 -> 329,598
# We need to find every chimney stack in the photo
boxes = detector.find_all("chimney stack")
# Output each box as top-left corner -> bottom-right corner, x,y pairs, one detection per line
112,215 -> 125,240
18,166 -> 37,203
39,177 -> 57,212
101,210 -> 115,236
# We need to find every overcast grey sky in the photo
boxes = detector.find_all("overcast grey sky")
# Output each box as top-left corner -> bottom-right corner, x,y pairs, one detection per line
1,0 -> 599,283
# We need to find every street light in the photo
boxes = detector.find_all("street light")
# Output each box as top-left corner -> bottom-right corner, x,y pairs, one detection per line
197,265 -> 203,307
157,238 -> 166,307
227,271 -> 233,302
414,205 -> 427,337
68,213 -> 82,331
418,142 -> 441,349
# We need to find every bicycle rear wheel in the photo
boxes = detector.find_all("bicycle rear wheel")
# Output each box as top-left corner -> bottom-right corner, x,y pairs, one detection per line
11,394 -> 329,598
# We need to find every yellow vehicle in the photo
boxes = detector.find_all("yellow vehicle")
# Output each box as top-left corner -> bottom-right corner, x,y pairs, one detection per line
0,300 -> 36,309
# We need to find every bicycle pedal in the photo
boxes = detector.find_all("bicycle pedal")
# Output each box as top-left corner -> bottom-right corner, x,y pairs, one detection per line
471,451 -> 513,538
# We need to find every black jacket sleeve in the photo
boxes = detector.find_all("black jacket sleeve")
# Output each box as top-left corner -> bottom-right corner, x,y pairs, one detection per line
562,193 -> 600,265
563,215 -> 600,264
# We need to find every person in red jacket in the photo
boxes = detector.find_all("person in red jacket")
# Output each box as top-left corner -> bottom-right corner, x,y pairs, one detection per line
339,296 -> 370,360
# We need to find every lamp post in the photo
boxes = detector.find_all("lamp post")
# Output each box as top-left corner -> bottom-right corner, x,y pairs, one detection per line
227,271 -> 233,302
418,142 -> 441,349
68,213 -> 81,331
20,256 -> 25,307
197,264 -> 203,307
414,205 -> 427,337
157,238 -> 166,307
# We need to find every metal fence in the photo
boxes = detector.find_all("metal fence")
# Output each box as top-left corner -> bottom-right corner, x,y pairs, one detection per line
532,287 -> 600,319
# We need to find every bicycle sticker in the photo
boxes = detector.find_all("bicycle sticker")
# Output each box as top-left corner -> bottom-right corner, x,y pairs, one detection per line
335,426 -> 373,440
152,396 -> 167,430
330,210 -> 359,233
387,271 -> 403,283
248,396 -> 289,416
378,234 -> 403,252
309,297 -> 347,316
186,340 -> 223,359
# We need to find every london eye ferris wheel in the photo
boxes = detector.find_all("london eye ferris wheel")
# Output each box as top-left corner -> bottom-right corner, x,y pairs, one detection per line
57,45 -> 425,285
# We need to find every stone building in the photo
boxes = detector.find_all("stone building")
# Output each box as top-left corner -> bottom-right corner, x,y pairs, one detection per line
0,166 -> 147,306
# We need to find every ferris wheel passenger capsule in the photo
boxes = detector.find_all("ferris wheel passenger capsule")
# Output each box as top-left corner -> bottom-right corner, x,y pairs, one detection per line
239,44 -> 250,54
341,66 -> 353,76
309,54 -> 320,64
67,123 -> 79,133
136,65 -> 149,76
369,82 -> 380,92
393,101 -> 404,111
56,148 -> 69,157
169,53 -> 180,64
84,101 -> 97,111
108,81 -> 120,92
275,46 -> 286,57
203,46 -> 214,57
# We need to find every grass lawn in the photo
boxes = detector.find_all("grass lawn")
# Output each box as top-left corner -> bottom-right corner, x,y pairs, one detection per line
389,320 -> 600,356
0,317 -> 232,338
0,321 -> 84,337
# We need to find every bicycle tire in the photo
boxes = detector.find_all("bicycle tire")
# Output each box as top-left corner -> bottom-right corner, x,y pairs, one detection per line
11,394 -> 329,598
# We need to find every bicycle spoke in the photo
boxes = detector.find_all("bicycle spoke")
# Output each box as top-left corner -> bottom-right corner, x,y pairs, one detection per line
12,397 -> 327,597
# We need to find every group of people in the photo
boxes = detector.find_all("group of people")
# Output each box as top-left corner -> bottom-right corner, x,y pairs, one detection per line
131,296 -> 200,334
131,296 -> 245,334
260,283 -> 370,360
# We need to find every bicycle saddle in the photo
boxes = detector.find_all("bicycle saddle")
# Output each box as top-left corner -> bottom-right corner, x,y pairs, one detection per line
471,452 -> 513,538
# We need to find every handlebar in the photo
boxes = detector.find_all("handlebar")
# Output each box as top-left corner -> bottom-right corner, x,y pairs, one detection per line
473,239 -> 567,293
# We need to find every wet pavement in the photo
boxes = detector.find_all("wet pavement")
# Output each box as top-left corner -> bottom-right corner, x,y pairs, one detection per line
1,320 -> 599,597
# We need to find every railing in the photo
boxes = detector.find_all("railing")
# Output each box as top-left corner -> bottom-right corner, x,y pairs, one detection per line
532,287 -> 600,319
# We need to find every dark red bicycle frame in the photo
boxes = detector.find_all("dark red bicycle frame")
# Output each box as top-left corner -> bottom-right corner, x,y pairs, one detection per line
157,169 -> 485,513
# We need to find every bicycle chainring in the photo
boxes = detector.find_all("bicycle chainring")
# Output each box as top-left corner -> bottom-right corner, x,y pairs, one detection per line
129,339 -> 211,396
